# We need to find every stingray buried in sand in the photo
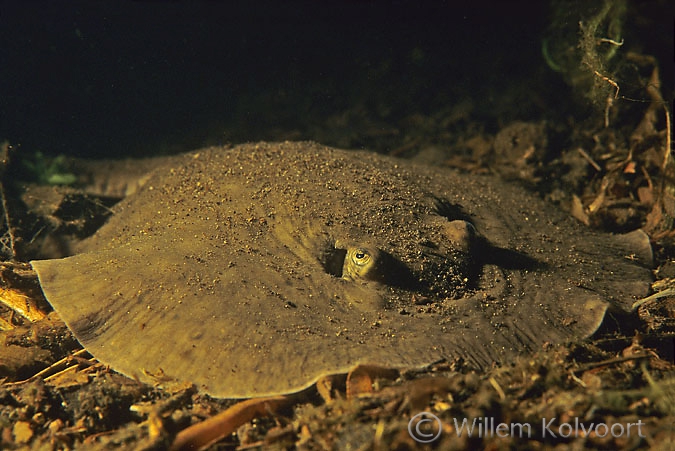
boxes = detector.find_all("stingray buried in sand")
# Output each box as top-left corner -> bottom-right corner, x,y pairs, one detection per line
30,141 -> 653,398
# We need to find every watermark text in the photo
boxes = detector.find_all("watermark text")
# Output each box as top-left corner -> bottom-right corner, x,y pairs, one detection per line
408,413 -> 646,443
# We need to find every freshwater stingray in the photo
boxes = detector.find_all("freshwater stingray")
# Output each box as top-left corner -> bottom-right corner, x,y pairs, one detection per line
30,141 -> 653,398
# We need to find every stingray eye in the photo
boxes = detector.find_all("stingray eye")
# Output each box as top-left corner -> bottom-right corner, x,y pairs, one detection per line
340,246 -> 379,282
352,249 -> 371,266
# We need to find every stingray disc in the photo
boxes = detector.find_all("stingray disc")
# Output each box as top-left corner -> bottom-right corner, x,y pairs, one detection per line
31,142 -> 652,398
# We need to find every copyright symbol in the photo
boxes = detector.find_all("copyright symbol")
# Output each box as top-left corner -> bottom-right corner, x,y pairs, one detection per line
408,411 -> 442,443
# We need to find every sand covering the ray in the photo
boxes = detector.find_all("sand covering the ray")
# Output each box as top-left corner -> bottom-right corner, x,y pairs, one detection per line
31,142 -> 652,398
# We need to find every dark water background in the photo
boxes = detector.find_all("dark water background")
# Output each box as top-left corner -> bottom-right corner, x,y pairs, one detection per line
0,1 -> 670,159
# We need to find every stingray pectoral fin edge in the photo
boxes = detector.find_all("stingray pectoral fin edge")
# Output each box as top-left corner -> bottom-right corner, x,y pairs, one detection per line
31,256 -> 116,344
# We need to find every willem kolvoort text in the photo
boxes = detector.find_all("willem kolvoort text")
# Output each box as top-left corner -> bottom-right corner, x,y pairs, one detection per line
453,417 -> 646,439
